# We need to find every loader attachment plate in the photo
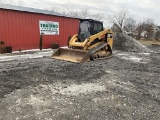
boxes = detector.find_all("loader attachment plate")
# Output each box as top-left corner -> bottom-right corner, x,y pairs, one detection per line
51,48 -> 90,63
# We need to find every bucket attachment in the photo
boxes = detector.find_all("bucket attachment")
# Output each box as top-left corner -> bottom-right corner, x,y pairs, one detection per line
51,48 -> 90,63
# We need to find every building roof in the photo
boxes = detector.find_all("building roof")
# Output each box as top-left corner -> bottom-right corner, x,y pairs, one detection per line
0,3 -> 77,19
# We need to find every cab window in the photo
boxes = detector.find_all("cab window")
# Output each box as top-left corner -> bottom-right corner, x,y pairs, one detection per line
93,22 -> 103,34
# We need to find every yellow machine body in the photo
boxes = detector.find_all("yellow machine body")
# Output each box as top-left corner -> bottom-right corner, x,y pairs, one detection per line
51,19 -> 113,62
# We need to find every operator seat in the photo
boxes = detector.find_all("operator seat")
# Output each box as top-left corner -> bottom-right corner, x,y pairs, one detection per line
78,31 -> 90,42
78,21 -> 91,42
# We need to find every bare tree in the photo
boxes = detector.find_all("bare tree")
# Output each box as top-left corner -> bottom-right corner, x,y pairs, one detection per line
79,9 -> 104,20
50,6 -> 60,13
50,6 -> 79,17
135,21 -> 145,39
48,5 -> 103,20
60,6 -> 71,15
0,0 -> 15,5
8,0 -> 15,5
155,31 -> 160,40
108,7 -> 129,32
135,19 -> 154,40
0,0 -> 24,6
123,18 -> 136,33
17,0 -> 24,6
69,11 -> 79,18
79,8 -> 90,18
90,14 -> 104,21
144,19 -> 154,39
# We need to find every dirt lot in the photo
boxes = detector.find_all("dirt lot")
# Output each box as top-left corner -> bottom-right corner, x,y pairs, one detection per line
0,45 -> 160,120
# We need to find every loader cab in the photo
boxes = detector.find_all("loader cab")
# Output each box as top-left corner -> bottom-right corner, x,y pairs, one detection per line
78,19 -> 104,42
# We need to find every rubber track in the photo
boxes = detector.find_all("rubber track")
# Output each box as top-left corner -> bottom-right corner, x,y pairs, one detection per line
89,43 -> 111,60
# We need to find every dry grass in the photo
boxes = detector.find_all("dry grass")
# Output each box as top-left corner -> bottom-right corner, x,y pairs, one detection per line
138,39 -> 160,45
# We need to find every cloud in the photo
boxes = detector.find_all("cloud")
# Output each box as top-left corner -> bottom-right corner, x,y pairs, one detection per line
3,0 -> 160,26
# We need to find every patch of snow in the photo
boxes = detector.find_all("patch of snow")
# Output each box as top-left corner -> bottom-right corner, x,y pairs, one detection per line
28,55 -> 44,59
38,83 -> 106,96
138,53 -> 150,55
12,48 -> 52,53
116,52 -> 150,63
0,51 -> 53,62
121,55 -> 142,62
2,82 -> 106,114
58,83 -> 106,96
107,78 -> 138,93
129,56 -> 142,62
61,46 -> 68,48
37,51 -> 53,55
28,94 -> 45,106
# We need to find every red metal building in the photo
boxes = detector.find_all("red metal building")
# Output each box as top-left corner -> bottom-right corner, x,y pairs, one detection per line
0,4 -> 79,51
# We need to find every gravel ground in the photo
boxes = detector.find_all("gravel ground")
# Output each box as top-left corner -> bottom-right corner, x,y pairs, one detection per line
0,44 -> 160,120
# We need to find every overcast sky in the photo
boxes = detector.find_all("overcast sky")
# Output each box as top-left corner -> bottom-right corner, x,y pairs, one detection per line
2,0 -> 160,27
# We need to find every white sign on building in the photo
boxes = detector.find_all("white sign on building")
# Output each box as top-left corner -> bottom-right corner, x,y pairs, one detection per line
39,20 -> 59,35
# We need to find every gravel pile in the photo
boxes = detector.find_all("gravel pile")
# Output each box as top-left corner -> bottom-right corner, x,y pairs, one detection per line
113,33 -> 153,53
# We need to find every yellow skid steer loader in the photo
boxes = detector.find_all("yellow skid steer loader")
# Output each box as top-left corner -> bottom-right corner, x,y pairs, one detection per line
51,19 -> 113,63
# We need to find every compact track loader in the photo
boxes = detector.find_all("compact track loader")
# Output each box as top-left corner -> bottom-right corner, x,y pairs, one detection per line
51,19 -> 113,62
